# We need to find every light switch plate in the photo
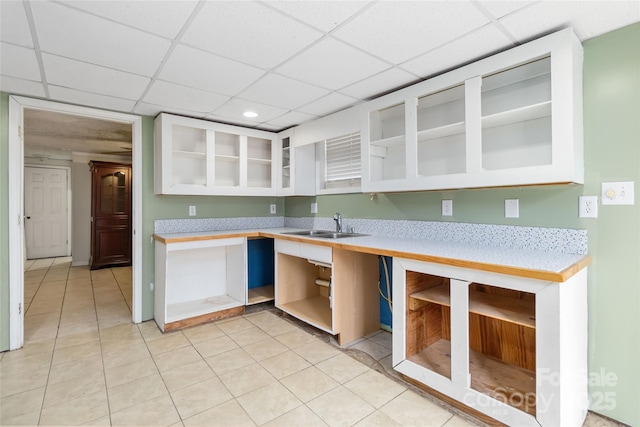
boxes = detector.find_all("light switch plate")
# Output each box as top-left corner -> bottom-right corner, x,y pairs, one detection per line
442,200 -> 453,216
579,196 -> 598,218
505,199 -> 519,218
188,205 -> 196,216
270,204 -> 276,214
601,181 -> 634,205
310,202 -> 318,214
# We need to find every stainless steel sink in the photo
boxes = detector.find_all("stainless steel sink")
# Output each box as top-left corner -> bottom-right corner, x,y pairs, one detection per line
312,232 -> 368,239
282,230 -> 367,239
282,230 -> 333,236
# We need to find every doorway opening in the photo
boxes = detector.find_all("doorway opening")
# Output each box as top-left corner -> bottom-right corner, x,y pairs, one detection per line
8,95 -> 143,350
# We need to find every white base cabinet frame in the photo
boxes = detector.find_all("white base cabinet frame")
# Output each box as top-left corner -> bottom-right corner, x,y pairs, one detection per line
361,28 -> 583,193
392,257 -> 588,427
154,237 -> 247,332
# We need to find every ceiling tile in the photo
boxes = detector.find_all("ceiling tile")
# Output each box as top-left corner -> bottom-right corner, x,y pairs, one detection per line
31,1 -> 170,76
333,1 -> 490,64
0,1 -> 33,48
203,113 -> 269,129
264,110 -> 317,129
60,0 -> 199,39
48,85 -> 137,113
239,74 -> 330,110
0,75 -> 46,98
264,1 -> 370,32
339,67 -> 419,100
401,25 -> 514,79
0,43 -> 41,81
159,44 -> 265,96
298,92 -> 359,116
476,1 -> 536,19
499,1 -> 640,42
181,1 -> 323,69
211,98 -> 288,123
277,37 -> 389,90
42,53 -> 150,99
143,80 -> 230,114
133,102 -> 207,119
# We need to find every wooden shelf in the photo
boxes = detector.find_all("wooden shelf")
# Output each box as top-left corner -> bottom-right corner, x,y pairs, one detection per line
482,101 -> 551,130
409,284 -> 535,328
167,295 -> 244,323
409,339 -> 536,416
417,121 -> 465,142
280,295 -> 332,333
248,284 -> 274,305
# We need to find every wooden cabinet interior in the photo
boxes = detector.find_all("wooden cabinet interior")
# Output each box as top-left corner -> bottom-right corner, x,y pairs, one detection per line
276,243 -> 380,346
405,271 -> 537,416
277,251 -> 333,332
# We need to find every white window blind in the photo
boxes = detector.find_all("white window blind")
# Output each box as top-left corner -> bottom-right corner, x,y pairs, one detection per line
324,132 -> 361,189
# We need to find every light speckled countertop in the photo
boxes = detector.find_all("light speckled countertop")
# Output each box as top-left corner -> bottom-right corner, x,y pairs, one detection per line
153,227 -> 590,282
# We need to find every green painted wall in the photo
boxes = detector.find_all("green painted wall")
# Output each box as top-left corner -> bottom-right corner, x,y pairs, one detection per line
286,183 -> 583,229
581,23 -> 639,426
288,24 -> 640,425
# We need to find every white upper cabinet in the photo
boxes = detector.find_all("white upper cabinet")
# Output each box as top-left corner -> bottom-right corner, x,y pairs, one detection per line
361,28 -> 583,193
276,128 -> 316,196
155,113 -> 277,196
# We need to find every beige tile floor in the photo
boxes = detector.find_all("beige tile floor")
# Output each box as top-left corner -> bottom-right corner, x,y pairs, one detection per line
0,257 -> 622,427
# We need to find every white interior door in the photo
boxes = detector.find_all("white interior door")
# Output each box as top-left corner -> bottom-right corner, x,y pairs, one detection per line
24,166 -> 70,259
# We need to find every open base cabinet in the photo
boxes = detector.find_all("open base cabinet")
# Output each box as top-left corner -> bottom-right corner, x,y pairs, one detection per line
275,239 -> 380,346
392,258 -> 588,426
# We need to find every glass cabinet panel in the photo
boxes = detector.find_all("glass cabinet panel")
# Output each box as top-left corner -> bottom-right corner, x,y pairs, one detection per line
100,170 -> 127,214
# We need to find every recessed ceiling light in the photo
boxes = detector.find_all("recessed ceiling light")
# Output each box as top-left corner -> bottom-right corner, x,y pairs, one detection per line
243,111 -> 258,118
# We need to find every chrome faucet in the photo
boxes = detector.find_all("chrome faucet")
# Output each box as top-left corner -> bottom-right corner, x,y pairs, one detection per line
333,212 -> 342,233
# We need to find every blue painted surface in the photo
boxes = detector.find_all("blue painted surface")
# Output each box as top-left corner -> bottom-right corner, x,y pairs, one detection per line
379,256 -> 393,330
247,238 -> 274,289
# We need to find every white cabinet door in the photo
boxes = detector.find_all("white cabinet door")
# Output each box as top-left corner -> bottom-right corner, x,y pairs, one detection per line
155,113 -> 277,196
361,28 -> 583,193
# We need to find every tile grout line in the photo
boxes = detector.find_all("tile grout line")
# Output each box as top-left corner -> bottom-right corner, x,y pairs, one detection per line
36,258 -> 69,426
93,267 -> 114,427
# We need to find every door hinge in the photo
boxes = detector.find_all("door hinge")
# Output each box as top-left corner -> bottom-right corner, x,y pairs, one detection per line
18,125 -> 23,139
18,303 -> 22,315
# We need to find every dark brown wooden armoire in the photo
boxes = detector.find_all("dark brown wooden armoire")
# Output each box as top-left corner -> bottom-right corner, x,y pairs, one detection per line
89,161 -> 131,270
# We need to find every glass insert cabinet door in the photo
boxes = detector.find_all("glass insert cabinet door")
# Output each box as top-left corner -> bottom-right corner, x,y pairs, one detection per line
100,169 -> 128,214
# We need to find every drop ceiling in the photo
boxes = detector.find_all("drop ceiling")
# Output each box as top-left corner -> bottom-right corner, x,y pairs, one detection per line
1,0 -> 639,134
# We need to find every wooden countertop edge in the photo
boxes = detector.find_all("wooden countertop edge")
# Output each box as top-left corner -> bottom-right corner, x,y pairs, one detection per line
153,231 -> 592,282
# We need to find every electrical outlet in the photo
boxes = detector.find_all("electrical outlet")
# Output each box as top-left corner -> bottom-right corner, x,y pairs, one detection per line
601,181 -> 635,205
579,196 -> 598,218
310,202 -> 318,214
270,204 -> 276,214
442,200 -> 453,216
505,199 -> 519,218
188,205 -> 196,216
